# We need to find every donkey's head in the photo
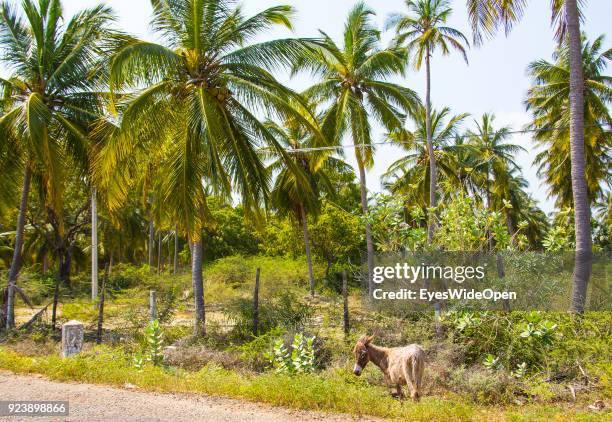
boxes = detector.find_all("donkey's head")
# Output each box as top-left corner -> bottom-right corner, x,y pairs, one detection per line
352,335 -> 373,376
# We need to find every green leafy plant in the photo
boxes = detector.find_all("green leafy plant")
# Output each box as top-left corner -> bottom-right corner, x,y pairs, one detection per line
133,352 -> 145,372
133,319 -> 165,369
267,333 -> 316,374
482,354 -> 502,371
512,362 -> 527,378
144,319 -> 165,366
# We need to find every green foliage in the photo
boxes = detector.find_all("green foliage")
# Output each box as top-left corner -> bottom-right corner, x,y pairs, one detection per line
527,34 -> 611,209
267,333 -> 316,374
201,199 -> 260,261
436,194 -> 511,250
229,328 -> 284,371
5,346 -> 605,421
444,366 -> 514,404
134,319 -> 164,369
133,352 -> 145,372
444,310 -> 611,381
482,353 -> 502,371
366,193 -> 425,252
206,255 -> 321,298
226,291 -> 314,339
308,201 -> 363,269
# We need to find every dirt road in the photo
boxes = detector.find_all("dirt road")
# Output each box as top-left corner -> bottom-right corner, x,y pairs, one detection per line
0,372 -> 374,421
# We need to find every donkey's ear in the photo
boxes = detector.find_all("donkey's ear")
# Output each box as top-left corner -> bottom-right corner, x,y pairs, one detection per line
365,335 -> 374,345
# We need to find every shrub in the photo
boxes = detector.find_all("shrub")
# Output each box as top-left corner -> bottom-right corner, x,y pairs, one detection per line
229,328 -> 284,371
134,320 -> 164,370
445,366 -> 516,404
267,332 -> 316,374
225,291 -> 313,339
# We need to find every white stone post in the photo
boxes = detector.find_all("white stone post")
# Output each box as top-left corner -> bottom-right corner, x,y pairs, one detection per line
61,320 -> 84,358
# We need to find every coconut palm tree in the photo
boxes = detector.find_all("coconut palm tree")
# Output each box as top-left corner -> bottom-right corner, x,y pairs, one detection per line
265,107 -> 347,297
387,0 -> 469,244
527,34 -> 611,209
100,0 -> 321,335
293,2 -> 420,294
495,169 -> 548,247
465,0 -> 593,313
384,105 -> 469,208
466,113 -> 525,214
0,0 -> 115,329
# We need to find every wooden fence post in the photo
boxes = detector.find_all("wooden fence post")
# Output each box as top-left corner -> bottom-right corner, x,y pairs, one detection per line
96,264 -> 108,344
253,268 -> 260,336
150,290 -> 157,321
343,270 -> 349,336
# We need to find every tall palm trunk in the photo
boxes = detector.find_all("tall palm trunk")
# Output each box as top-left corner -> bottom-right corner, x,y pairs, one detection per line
191,239 -> 206,336
52,247 -> 72,329
157,232 -> 162,274
299,204 -> 315,297
485,170 -> 494,251
148,219 -> 154,270
173,225 -> 179,275
566,0 -> 592,313
425,47 -> 437,244
5,165 -> 32,330
91,187 -> 98,302
358,161 -> 374,296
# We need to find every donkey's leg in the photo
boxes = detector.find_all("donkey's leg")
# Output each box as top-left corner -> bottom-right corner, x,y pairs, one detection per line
412,355 -> 425,402
403,359 -> 419,402
395,384 -> 405,399
384,374 -> 399,398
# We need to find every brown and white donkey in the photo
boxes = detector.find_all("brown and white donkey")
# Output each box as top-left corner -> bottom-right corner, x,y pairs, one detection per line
352,335 -> 425,401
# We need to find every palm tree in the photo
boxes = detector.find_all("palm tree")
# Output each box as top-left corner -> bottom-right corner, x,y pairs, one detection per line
496,169 -> 548,247
293,2 -> 420,294
265,108 -> 344,297
101,0 -> 320,335
384,105 -> 469,209
387,0 -> 469,244
465,0 -> 593,313
527,34 -> 611,209
0,0 -> 115,329
466,114 -> 525,213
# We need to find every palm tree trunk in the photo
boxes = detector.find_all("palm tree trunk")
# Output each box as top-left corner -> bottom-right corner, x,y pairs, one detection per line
566,0 -> 592,314
191,239 -> 206,336
485,171 -> 494,251
157,232 -> 162,274
6,165 -> 32,330
173,225 -> 179,275
148,219 -> 154,270
425,47 -> 437,245
299,204 -> 315,297
91,187 -> 98,302
358,161 -> 374,296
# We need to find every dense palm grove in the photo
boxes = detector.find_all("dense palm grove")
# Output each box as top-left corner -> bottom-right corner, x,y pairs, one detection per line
0,0 -> 610,335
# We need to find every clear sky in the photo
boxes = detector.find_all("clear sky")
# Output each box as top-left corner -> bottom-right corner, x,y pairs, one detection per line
5,1 -> 611,214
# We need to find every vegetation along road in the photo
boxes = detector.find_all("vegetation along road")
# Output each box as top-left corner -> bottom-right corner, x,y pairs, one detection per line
0,372 -> 373,422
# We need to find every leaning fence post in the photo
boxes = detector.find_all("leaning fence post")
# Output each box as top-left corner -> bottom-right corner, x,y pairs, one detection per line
343,270 -> 349,336
253,268 -> 260,336
149,290 -> 157,321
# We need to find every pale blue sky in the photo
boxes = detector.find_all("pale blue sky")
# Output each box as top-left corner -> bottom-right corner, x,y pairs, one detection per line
5,1 -> 611,214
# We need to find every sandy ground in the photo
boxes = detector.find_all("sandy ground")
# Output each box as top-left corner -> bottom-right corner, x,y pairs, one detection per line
0,371 -> 376,422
